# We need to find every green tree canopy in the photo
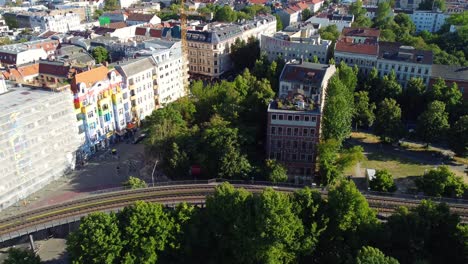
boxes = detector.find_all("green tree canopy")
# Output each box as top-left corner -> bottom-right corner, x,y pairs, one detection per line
92,46 -> 109,64
374,98 -> 404,143
448,115 -> 468,156
4,248 -> 41,264
264,159 -> 288,182
104,0 -> 119,11
214,6 -> 237,22
415,166 -> 466,197
319,24 -> 340,42
275,14 -> 283,30
400,77 -> 426,122
374,1 -> 392,29
122,176 -> 147,189
369,169 -> 396,192
67,212 -> 122,264
302,9 -> 312,21
353,91 -> 376,128
356,246 -> 399,264
416,101 -> 450,145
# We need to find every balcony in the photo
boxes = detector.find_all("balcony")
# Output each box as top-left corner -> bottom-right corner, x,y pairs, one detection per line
152,75 -> 157,80
129,84 -> 135,90
131,95 -> 137,101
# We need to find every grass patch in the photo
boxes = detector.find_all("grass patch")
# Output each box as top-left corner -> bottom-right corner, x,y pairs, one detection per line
360,152 -> 433,179
351,132 -> 381,144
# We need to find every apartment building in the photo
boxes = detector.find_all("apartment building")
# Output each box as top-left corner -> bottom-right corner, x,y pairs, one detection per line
144,39 -> 188,105
377,42 -> 433,86
409,10 -> 447,33
0,81 -> 82,211
0,39 -> 59,66
276,2 -> 309,28
187,15 -> 276,78
306,13 -> 354,32
267,61 -> 336,181
261,28 -> 332,64
115,57 -> 157,122
71,66 -> 126,153
334,27 -> 380,75
4,12 -> 81,33
430,64 -> 468,100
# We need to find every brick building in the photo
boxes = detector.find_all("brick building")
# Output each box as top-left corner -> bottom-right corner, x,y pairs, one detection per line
266,61 -> 336,182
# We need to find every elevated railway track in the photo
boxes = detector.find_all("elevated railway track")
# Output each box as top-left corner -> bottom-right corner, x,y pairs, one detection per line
0,181 -> 467,244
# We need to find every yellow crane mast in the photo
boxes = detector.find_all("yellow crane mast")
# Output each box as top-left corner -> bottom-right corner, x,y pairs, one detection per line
179,0 -> 189,94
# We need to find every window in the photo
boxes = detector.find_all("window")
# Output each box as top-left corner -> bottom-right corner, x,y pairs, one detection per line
288,115 -> 293,121
272,114 -> 277,120
310,129 -> 315,135
311,116 -> 317,122
278,127 -> 283,135
87,111 -> 94,118
278,115 -> 284,120
307,155 -> 313,161
293,141 -> 298,148
302,141 -> 307,149
303,129 -> 308,136
294,115 -> 300,121
271,127 -> 276,134
286,141 -> 291,148
304,116 -> 310,122
277,140 -> 282,148
301,154 -> 306,161
294,128 -> 299,136
287,128 -> 292,135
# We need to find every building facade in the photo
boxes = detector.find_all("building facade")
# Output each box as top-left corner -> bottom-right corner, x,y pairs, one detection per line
409,10 -> 447,33
334,27 -> 380,75
0,39 -> 59,66
377,42 -> 433,86
430,64 -> 468,100
187,15 -> 276,78
0,82 -> 82,211
261,29 -> 331,64
267,61 -> 336,182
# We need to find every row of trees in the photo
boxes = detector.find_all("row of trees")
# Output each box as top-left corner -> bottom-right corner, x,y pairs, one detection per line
198,4 -> 271,23
66,182 -> 468,264
355,68 -> 467,155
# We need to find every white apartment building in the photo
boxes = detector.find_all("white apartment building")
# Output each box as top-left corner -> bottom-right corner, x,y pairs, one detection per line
115,57 -> 157,121
144,40 -> 188,106
187,15 -> 276,78
306,15 -> 353,32
377,42 -> 433,86
261,29 -> 331,64
119,0 -> 139,8
0,82 -> 82,211
30,13 -> 81,33
410,10 -> 447,33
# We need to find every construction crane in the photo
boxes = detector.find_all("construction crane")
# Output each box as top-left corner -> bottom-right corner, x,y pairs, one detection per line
179,0 -> 189,94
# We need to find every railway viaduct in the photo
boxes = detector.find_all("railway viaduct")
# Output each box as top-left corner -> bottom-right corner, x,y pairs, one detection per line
0,181 -> 467,249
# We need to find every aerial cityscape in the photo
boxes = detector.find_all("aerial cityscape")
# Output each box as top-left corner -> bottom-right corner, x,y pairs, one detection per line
0,0 -> 466,263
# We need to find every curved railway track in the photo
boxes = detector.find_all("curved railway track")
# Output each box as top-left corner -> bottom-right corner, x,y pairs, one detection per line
0,183 -> 467,243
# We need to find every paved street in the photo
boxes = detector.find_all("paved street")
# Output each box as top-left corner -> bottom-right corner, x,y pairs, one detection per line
0,142 -> 147,220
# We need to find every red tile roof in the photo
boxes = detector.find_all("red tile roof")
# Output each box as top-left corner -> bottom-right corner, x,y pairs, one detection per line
335,40 -> 379,55
108,22 -> 128,29
71,66 -> 109,92
149,29 -> 162,38
248,0 -> 268,4
342,27 -> 380,38
127,13 -> 155,22
135,27 -> 147,36
39,63 -> 71,77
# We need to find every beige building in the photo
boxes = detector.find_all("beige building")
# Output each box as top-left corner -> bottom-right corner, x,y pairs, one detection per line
186,15 -> 276,78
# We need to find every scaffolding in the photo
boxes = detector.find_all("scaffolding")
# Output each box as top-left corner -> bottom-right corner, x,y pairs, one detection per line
0,85 -> 83,211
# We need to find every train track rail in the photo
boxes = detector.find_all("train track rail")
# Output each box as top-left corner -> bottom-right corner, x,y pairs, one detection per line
0,183 -> 467,243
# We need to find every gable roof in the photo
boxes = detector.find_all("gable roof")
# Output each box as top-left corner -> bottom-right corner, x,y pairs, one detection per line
115,57 -> 155,77
127,13 -> 155,22
72,66 -> 109,91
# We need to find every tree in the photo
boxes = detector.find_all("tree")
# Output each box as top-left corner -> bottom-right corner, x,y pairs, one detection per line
374,1 -> 392,29
374,98 -> 404,143
123,176 -> 147,189
428,78 -> 462,121
4,248 -> 41,264
214,6 -> 237,22
4,15 -> 18,28
104,0 -> 119,11
356,246 -> 399,264
319,24 -> 340,42
318,140 -> 364,185
93,9 -> 104,20
275,14 -> 283,30
415,166 -> 466,197
92,46 -> 109,64
317,180 -> 378,263
419,0 -> 446,11
264,159 -> 288,182
353,91 -> 376,128
369,169 -> 396,192
230,37 -> 260,71
67,212 -> 122,264
350,0 -> 373,27
302,9 -> 312,21
378,71 -> 402,102
385,201 -> 466,264
322,75 -> 354,143
400,78 -> 426,122
416,101 -> 450,145
449,115 -> 468,156
118,201 -> 174,263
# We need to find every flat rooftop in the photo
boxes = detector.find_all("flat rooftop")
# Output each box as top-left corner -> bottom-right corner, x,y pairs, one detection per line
0,84 -> 63,115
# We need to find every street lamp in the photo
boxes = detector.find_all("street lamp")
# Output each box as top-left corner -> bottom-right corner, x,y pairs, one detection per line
151,160 -> 158,187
